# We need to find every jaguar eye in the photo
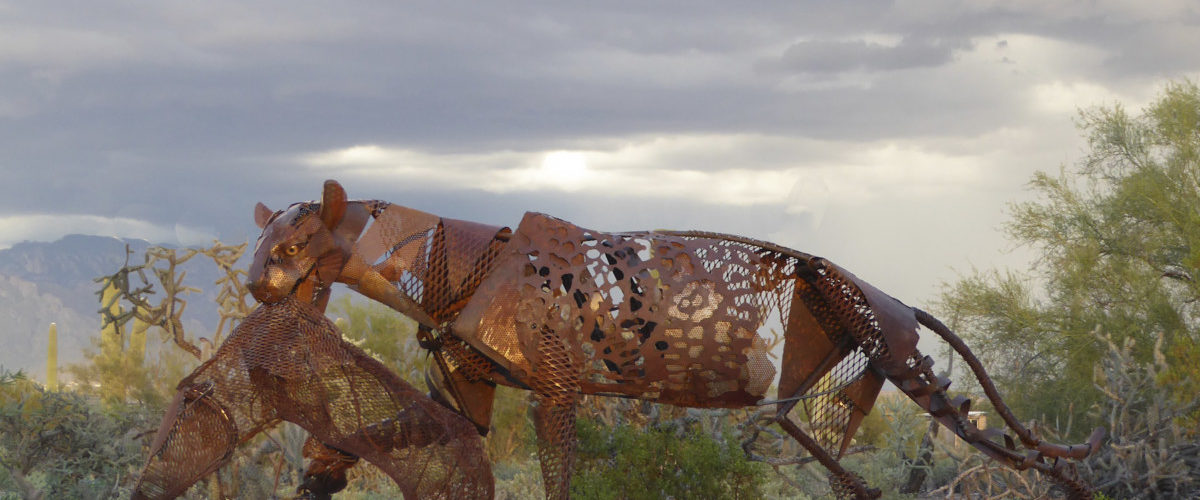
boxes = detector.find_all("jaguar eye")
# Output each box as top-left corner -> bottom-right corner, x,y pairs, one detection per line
284,244 -> 301,256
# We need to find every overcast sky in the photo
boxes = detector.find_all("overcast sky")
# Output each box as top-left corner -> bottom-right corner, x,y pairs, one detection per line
2,1 -> 1199,317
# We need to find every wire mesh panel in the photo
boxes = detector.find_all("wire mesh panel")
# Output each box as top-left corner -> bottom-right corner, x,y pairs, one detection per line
797,260 -> 893,458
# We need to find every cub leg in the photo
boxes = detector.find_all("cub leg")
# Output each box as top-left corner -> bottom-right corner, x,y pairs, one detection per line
133,384 -> 245,500
296,437 -> 359,500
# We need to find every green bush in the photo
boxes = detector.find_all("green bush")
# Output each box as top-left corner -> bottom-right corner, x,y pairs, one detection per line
571,418 -> 767,500
0,371 -> 152,499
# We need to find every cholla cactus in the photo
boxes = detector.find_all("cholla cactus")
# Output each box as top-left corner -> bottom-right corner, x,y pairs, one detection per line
1085,332 -> 1200,498
95,242 -> 250,360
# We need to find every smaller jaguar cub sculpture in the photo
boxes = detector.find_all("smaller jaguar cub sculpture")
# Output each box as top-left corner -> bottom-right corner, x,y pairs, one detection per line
132,298 -> 494,500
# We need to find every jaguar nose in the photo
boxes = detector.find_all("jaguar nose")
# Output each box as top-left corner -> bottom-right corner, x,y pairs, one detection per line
247,280 -> 275,303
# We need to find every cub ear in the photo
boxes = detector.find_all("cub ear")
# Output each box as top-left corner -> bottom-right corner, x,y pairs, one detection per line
254,202 -> 274,229
320,179 -> 347,230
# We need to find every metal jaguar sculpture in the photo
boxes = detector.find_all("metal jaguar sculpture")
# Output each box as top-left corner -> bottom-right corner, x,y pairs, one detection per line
248,180 -> 1104,499
132,297 -> 494,500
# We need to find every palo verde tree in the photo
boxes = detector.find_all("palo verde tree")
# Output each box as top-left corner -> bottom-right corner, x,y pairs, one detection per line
938,80 -> 1200,436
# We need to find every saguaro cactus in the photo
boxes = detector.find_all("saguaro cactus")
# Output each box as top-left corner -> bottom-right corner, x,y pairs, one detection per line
129,316 -> 149,365
100,281 -> 124,360
46,322 -> 57,391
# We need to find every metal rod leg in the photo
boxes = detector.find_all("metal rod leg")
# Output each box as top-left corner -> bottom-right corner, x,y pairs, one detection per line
776,417 -> 879,500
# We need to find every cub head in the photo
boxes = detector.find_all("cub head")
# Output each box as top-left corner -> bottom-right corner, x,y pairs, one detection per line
247,180 -> 367,306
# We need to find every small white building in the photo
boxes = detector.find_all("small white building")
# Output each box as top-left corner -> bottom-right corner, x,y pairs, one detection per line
922,410 -> 987,449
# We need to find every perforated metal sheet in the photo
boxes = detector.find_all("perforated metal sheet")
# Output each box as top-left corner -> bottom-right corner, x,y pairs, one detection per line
454,213 -> 793,407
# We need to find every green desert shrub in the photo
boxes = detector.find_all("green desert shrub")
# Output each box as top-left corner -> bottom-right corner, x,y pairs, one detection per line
571,417 -> 767,500
0,370 -> 152,499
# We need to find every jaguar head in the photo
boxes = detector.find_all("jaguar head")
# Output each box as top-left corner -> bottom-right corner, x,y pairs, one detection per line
247,180 -> 366,307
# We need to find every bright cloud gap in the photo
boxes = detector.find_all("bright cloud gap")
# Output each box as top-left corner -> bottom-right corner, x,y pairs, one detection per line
301,134 -> 992,214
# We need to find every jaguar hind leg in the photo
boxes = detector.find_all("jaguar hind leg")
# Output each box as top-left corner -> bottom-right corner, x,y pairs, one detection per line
774,415 -> 881,500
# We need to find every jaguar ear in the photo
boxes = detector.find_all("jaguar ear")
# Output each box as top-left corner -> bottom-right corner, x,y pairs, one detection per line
320,180 -> 347,230
254,202 -> 274,229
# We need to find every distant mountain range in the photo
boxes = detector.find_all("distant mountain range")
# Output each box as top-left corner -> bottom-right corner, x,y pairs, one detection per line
0,234 -> 242,381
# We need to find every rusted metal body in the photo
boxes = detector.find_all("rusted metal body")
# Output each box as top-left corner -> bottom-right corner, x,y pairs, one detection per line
236,180 -> 1102,499
131,298 -> 493,500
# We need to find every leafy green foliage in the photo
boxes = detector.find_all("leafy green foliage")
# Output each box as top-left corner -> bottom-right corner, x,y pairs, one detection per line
571,417 -> 767,500
329,295 -> 428,387
0,370 -> 152,499
938,80 -> 1200,435
67,317 -> 200,413
493,458 -> 546,500
486,385 -> 538,464
842,395 -> 954,499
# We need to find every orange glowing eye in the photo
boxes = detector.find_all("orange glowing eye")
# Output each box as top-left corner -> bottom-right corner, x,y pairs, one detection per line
284,244 -> 301,256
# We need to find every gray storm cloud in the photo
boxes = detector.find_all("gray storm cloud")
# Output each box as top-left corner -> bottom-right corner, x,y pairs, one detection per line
0,0 -> 1197,313
770,37 -> 967,74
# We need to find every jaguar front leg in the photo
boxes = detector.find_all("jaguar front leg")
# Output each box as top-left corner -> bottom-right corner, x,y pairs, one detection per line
529,330 -> 581,500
